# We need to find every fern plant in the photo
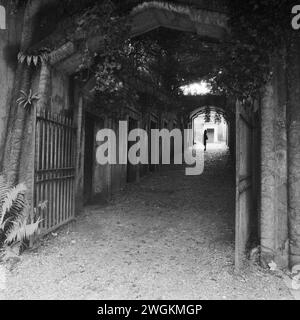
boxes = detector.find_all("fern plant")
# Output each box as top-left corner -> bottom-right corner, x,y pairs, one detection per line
0,175 -> 41,260
16,89 -> 39,110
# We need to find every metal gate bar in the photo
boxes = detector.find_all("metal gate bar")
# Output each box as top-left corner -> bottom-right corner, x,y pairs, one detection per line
34,109 -> 76,235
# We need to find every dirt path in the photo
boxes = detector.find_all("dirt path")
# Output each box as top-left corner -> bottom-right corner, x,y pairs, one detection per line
0,147 -> 292,300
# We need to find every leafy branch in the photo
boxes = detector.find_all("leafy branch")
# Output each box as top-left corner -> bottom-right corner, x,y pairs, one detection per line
209,0 -> 292,101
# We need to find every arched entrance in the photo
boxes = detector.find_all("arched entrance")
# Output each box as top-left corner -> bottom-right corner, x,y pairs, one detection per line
190,105 -> 233,150
68,3 -> 255,268
30,1 -> 258,269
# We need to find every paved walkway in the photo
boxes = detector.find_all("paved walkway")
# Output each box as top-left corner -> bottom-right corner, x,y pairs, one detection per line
0,147 -> 292,300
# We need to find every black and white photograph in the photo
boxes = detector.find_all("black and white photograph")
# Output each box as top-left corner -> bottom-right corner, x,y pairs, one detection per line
0,0 -> 300,306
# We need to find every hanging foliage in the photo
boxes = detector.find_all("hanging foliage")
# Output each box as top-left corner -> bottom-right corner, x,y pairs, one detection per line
75,1 -> 192,113
204,107 -> 211,123
74,1 -> 141,111
209,0 -> 292,100
17,50 -> 49,66
214,112 -> 222,124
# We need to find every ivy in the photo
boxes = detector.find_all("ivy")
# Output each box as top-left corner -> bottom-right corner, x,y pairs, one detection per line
209,0 -> 293,100
75,1 -> 194,114
13,0 -> 296,110
75,0 -> 296,110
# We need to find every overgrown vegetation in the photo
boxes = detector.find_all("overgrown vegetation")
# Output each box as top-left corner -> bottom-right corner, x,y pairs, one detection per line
72,0 -> 296,107
73,0 -> 295,105
74,1 -> 187,113
74,2 -> 221,115
11,0 -> 296,105
209,0 -> 293,100
0,176 -> 41,262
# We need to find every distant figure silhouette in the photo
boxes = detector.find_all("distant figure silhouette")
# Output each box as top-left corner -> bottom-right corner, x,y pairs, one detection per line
204,130 -> 208,151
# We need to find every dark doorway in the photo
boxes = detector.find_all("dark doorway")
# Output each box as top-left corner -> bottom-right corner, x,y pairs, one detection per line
84,113 -> 95,204
149,120 -> 157,172
127,117 -> 138,183
140,123 -> 149,178
170,121 -> 177,164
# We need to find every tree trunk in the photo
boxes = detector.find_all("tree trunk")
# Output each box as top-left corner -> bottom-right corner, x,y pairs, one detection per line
36,61 -> 51,112
2,0 -> 42,185
18,61 -> 51,195
287,36 -> 300,267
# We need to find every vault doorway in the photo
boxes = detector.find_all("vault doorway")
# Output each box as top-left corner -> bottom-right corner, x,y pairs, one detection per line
84,113 -> 95,204
127,117 -> 139,183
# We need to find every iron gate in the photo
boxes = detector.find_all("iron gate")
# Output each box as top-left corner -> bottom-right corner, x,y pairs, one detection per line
34,109 -> 76,235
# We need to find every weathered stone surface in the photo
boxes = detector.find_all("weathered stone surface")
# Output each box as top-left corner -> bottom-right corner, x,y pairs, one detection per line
287,37 -> 300,267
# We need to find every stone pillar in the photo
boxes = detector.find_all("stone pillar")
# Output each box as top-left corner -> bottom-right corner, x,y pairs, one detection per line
106,117 -> 113,200
273,57 -> 289,268
74,95 -> 84,215
260,57 -> 289,269
287,37 -> 300,267
136,119 -> 141,183
260,81 -> 277,265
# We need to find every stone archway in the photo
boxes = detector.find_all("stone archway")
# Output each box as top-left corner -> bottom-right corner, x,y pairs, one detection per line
50,2 -> 229,74
189,104 -> 234,152
6,1 -> 258,269
130,1 -> 228,39
190,105 -> 231,122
